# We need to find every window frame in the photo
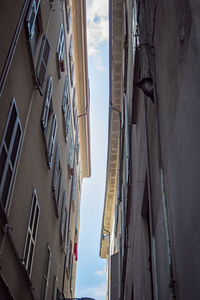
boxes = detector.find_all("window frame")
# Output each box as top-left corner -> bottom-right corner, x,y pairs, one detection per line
62,76 -> 71,143
41,244 -> 51,300
36,35 -> 51,89
41,76 -> 53,133
63,209 -> 69,254
60,191 -> 67,247
0,98 -> 23,218
66,5 -> 72,33
52,144 -> 62,217
68,35 -> 74,86
67,133 -> 74,169
52,275 -> 58,300
26,0 -> 41,40
23,188 -> 40,277
62,76 -> 69,113
57,24 -> 65,61
47,113 -> 57,169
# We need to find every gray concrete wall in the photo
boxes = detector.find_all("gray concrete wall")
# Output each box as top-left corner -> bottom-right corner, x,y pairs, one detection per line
153,0 -> 200,298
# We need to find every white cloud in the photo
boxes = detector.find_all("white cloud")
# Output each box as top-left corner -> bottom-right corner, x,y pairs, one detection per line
86,0 -> 109,57
95,266 -> 106,277
78,283 -> 106,300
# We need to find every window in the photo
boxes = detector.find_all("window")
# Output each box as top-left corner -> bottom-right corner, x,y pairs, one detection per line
0,98 -> 22,217
59,191 -> 70,254
75,143 -> 79,165
62,76 -> 69,113
60,191 -> 67,247
41,77 -> 57,169
41,245 -> 51,300
66,5 -> 72,33
66,240 -> 72,278
26,0 -> 41,40
69,36 -> 74,86
72,89 -> 78,129
63,209 -> 69,253
70,62 -> 74,87
52,144 -> 62,216
56,24 -> 65,77
70,257 -> 74,292
71,173 -> 77,211
68,133 -> 73,169
75,131 -> 79,165
57,24 -> 64,61
47,114 -> 57,169
69,36 -> 73,62
36,35 -> 51,89
62,76 -> 71,142
23,189 -> 40,277
64,106 -> 71,143
41,76 -> 53,133
52,275 -> 60,300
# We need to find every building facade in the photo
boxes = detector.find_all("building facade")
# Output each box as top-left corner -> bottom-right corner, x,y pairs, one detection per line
0,0 -> 90,299
100,0 -> 200,299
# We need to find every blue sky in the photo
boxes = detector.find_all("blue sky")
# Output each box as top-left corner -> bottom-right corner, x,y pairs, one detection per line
75,1 -> 109,300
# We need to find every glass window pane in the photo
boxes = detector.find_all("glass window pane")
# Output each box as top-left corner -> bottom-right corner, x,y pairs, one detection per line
24,232 -> 31,267
38,61 -> 46,86
1,165 -> 12,209
27,241 -> 34,275
5,107 -> 17,149
30,195 -> 36,231
32,205 -> 39,239
0,146 -> 7,185
11,125 -> 21,166
43,40 -> 50,65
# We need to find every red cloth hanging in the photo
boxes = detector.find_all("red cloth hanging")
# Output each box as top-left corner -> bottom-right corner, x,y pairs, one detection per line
74,242 -> 78,261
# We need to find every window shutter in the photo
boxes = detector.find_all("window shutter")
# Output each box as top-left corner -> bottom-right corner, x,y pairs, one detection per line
57,24 -> 64,60
62,76 -> 69,113
36,35 -> 51,88
52,275 -> 58,300
68,134 -> 73,168
70,62 -> 74,87
64,210 -> 69,254
52,143 -> 60,192
75,143 -> 79,165
66,6 -> 71,33
69,36 -> 73,61
65,105 -> 71,143
48,114 -> 57,169
60,191 -> 66,245
41,76 -> 53,132
111,252 -> 120,300
71,174 -> 76,202
66,240 -> 72,277
41,245 -> 51,300
0,98 -> 23,216
26,0 -> 40,39
56,169 -> 63,217
70,255 -> 74,291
